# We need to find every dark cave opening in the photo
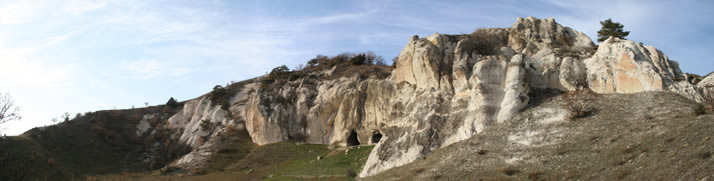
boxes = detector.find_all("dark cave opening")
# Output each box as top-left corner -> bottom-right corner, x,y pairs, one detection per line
347,130 -> 360,146
371,131 -> 383,144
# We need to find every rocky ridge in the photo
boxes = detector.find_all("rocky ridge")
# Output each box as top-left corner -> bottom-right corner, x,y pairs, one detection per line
130,17 -> 712,177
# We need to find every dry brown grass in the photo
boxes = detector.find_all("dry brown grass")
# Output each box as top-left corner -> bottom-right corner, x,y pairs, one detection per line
527,171 -> 545,181
413,167 -> 426,174
501,166 -> 520,176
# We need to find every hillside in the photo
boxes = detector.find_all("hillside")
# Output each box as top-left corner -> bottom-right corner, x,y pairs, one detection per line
367,91 -> 714,180
0,105 -> 185,180
1,16 -> 713,180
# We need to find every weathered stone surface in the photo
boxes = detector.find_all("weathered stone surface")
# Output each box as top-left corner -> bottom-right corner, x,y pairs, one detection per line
584,37 -> 704,102
153,16 -> 710,176
361,36 -> 531,176
135,114 -> 155,136
509,17 -> 594,54
698,73 -> 714,101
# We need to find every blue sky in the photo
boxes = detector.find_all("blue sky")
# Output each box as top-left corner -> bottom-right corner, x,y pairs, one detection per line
1,0 -> 712,135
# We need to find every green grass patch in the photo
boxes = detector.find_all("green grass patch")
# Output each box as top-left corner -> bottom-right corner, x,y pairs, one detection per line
204,131 -> 254,173
92,141 -> 374,180
276,145 -> 372,177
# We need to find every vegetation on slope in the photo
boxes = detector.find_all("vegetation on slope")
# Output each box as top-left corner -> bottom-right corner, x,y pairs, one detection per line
261,52 -> 393,90
0,105 -> 184,180
367,91 -> 714,180
95,139 -> 374,181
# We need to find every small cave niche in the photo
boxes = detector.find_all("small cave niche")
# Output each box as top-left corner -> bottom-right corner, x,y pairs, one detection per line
347,130 -> 360,146
371,131 -> 383,144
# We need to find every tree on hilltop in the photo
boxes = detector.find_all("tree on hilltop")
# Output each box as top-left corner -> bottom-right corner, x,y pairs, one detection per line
597,18 -> 630,42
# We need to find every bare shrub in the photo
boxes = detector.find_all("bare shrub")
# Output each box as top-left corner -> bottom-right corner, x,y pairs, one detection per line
346,168 -> 357,178
470,28 -> 508,55
47,158 -> 56,166
694,103 -> 706,115
0,92 -> 21,126
224,125 -> 238,135
501,166 -> 520,176
528,171 -> 545,180
561,89 -> 598,121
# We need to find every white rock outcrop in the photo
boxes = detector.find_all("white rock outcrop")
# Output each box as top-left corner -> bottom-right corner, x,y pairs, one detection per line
150,16 -> 710,176
584,37 -> 704,102
698,73 -> 714,101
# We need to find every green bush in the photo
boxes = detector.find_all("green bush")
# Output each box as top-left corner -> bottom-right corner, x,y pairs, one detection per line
166,97 -> 178,108
350,54 -> 367,65
307,58 -> 319,67
262,65 -> 293,87
269,65 -> 290,78
210,85 -> 230,110
200,120 -> 212,131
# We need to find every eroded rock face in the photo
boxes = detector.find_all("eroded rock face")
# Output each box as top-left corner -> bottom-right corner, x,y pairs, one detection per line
509,17 -> 594,54
698,74 -> 714,101
243,76 -> 379,146
151,16 -> 709,176
163,82 -> 256,169
584,37 -> 704,102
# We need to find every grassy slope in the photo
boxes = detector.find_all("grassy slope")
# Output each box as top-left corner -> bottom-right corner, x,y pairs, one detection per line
0,105 -> 181,180
367,91 -> 714,180
96,138 -> 374,181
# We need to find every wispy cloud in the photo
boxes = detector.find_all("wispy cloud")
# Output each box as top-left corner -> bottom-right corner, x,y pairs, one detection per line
0,0 -> 44,24
119,59 -> 163,78
64,0 -> 109,14
310,9 -> 377,24
118,59 -> 195,79
1,0 -> 713,135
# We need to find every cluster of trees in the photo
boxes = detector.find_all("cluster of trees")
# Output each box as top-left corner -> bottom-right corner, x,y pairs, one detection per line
304,51 -> 387,69
263,51 -> 390,85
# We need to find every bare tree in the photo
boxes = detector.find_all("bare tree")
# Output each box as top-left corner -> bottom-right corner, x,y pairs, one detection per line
0,92 -> 21,125
62,112 -> 70,122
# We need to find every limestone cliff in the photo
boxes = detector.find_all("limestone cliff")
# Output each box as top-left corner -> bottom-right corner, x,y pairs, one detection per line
698,73 -> 714,101
138,16 -> 710,176
584,37 -> 703,102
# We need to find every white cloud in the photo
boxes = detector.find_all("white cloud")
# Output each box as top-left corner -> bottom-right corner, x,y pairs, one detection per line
0,35 -> 77,135
0,32 -> 76,89
118,59 -> 196,79
65,0 -> 109,14
119,59 -> 164,78
0,0 -> 44,24
310,9 -> 377,24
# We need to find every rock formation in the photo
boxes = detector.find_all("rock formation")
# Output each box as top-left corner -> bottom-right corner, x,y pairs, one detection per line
134,16 -> 710,176
698,73 -> 714,101
584,37 -> 704,102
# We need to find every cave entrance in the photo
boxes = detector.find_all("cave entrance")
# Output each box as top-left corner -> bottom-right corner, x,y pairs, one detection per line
371,131 -> 383,144
347,130 -> 360,146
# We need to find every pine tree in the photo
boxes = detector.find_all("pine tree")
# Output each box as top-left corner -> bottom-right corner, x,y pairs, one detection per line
597,18 -> 630,42
166,97 -> 179,108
